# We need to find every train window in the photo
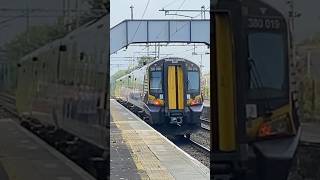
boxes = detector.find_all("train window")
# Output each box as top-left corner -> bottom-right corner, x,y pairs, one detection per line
248,32 -> 287,99
187,71 -> 200,91
150,71 -> 162,91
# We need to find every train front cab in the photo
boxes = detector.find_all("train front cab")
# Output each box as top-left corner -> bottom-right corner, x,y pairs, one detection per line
146,59 -> 202,135
212,0 -> 300,179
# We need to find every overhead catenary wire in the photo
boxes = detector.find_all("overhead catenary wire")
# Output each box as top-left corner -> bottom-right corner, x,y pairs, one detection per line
161,0 -> 183,9
0,15 -> 25,25
192,6 -> 210,19
130,0 -> 150,42
177,0 -> 187,10
0,13 -> 26,30
0,8 -> 106,13
166,6 -> 210,39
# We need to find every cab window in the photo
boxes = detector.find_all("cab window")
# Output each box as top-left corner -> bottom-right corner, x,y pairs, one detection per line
150,71 -> 162,92
187,71 -> 200,91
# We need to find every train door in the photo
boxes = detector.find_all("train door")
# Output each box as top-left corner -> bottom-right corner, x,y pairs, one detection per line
167,65 -> 184,110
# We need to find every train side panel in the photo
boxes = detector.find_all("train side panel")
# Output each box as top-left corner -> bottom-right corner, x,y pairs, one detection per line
16,15 -> 109,149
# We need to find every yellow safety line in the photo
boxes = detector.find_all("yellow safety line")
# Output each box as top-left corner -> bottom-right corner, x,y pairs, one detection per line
111,106 -> 175,180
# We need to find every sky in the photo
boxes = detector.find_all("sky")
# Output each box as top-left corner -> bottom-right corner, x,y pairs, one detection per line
109,0 -> 320,76
0,0 -> 92,47
0,0 -> 61,46
110,0 -> 210,76
0,0 -> 320,72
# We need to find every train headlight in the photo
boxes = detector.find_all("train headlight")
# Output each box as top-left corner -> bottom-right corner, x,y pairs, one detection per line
258,114 -> 292,138
148,95 -> 164,106
190,99 -> 201,106
151,99 -> 164,106
187,95 -> 202,106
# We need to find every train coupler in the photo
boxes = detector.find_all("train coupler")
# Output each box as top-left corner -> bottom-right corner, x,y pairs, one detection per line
169,117 -> 183,126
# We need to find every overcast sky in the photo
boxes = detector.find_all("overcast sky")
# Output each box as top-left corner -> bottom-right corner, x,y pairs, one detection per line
110,0 -> 320,75
0,0 -> 91,47
1,0 -> 319,75
0,0 -> 61,46
1,0 -> 319,46
110,0 -> 210,75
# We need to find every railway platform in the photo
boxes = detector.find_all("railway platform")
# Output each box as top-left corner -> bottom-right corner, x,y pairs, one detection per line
301,122 -> 320,144
110,99 -> 210,180
203,100 -> 210,107
0,118 -> 95,180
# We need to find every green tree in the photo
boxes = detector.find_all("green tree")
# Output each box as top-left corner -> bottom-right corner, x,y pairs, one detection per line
78,0 -> 108,26
4,22 -> 66,62
298,31 -> 320,48
137,56 -> 156,68
3,19 -> 66,91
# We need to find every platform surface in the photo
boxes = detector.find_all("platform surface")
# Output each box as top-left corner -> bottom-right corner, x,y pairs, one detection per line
110,115 -> 143,179
110,99 -> 210,180
0,118 -> 95,180
203,100 -> 210,107
300,122 -> 320,144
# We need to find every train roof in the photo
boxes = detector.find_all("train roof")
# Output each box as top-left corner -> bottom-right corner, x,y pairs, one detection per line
19,38 -> 62,64
148,57 -> 199,67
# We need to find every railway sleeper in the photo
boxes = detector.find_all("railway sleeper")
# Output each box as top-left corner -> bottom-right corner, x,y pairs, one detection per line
129,105 -> 135,111
65,142 -> 81,158
29,123 -> 44,133
20,120 -> 31,129
14,113 -> 108,180
43,131 -> 58,145
89,157 -> 108,180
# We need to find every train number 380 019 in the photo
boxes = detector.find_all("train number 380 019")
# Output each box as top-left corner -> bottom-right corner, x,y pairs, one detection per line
248,17 -> 281,30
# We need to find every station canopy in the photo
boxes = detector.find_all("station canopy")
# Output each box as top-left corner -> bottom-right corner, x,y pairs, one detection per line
110,19 -> 210,54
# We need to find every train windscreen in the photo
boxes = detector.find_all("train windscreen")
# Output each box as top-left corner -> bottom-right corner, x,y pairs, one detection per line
150,71 -> 162,92
248,32 -> 287,100
187,71 -> 200,91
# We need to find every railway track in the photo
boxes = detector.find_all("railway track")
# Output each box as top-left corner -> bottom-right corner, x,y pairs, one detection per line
300,141 -> 320,149
171,136 -> 210,168
189,138 -> 210,152
200,117 -> 210,131
0,93 -> 17,116
0,93 -> 108,179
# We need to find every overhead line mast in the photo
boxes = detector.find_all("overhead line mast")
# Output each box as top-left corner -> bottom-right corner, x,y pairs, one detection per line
159,8 -> 210,19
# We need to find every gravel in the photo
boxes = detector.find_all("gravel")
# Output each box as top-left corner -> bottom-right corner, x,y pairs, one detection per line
190,128 -> 210,150
171,137 -> 210,168
288,143 -> 320,180
0,106 -> 14,119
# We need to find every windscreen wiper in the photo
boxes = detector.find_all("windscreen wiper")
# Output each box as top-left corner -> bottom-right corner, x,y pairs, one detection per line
248,58 -> 272,116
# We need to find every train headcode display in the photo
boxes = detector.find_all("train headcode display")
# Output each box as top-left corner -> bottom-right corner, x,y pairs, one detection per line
243,0 -> 286,31
247,17 -> 282,30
